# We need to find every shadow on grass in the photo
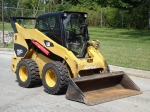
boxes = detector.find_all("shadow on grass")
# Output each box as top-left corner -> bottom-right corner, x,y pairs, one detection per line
119,29 -> 150,40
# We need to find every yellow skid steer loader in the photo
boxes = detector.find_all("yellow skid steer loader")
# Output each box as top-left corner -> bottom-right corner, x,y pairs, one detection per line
10,11 -> 141,105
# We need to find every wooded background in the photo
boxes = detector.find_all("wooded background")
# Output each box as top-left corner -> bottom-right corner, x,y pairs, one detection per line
0,0 -> 150,29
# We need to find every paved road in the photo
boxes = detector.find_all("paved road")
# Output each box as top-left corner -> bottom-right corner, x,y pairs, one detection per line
0,51 -> 150,112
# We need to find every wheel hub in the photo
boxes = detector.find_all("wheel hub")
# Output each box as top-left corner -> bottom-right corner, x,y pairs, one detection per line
19,66 -> 28,82
45,69 -> 56,87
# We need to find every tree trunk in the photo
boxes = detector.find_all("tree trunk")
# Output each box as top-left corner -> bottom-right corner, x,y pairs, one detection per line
17,0 -> 22,8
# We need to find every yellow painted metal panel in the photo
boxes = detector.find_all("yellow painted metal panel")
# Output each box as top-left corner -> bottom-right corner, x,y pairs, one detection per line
15,23 -> 107,78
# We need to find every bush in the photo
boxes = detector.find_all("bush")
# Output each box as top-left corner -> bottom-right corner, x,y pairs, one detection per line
1,2 -> 148,29
131,6 -> 148,29
102,7 -> 122,28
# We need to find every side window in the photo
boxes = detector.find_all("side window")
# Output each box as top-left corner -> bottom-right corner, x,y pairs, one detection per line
36,19 -> 48,31
47,17 -> 56,30
38,20 -> 44,30
36,14 -> 61,44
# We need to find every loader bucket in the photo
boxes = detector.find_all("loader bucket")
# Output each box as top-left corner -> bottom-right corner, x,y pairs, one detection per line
66,71 -> 142,105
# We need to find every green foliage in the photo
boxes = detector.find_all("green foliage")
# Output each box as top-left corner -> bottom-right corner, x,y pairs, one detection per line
1,0 -> 18,7
55,2 -> 72,11
128,7 -> 148,29
102,7 -> 122,28
107,0 -> 144,10
21,0 -> 32,9
0,0 -> 149,29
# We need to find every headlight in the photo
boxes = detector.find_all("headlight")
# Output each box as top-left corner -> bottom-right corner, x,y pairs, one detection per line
84,14 -> 88,18
63,13 -> 67,17
93,44 -> 100,49
90,40 -> 100,49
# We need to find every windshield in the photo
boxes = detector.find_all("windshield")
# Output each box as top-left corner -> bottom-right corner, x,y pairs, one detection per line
63,13 -> 87,57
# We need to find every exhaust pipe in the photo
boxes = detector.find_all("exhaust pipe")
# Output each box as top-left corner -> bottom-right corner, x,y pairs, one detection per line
66,71 -> 142,105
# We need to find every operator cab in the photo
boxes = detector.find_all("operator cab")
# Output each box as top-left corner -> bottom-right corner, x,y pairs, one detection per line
35,11 -> 89,58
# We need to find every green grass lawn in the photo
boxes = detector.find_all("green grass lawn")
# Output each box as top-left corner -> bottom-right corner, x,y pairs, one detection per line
89,27 -> 150,71
0,22 -> 13,31
0,22 -> 34,31
1,22 -> 150,71
0,42 -> 14,48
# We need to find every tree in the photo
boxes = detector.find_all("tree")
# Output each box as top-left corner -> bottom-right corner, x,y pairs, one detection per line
3,0 -> 18,7
0,0 -> 18,22
107,0 -> 144,12
21,0 -> 44,17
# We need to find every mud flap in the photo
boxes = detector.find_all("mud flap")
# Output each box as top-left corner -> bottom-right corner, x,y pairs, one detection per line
66,71 -> 142,105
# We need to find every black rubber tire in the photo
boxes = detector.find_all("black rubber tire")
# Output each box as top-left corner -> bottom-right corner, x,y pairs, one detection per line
32,61 -> 42,85
42,61 -> 70,95
16,59 -> 41,88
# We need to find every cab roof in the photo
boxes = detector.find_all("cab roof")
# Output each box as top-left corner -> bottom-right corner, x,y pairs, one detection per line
38,11 -> 87,19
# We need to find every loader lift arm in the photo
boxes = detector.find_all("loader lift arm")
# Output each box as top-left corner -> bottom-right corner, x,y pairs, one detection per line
10,17 -> 36,33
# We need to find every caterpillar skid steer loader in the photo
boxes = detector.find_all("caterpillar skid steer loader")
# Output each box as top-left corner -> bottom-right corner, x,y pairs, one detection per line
10,11 -> 141,105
